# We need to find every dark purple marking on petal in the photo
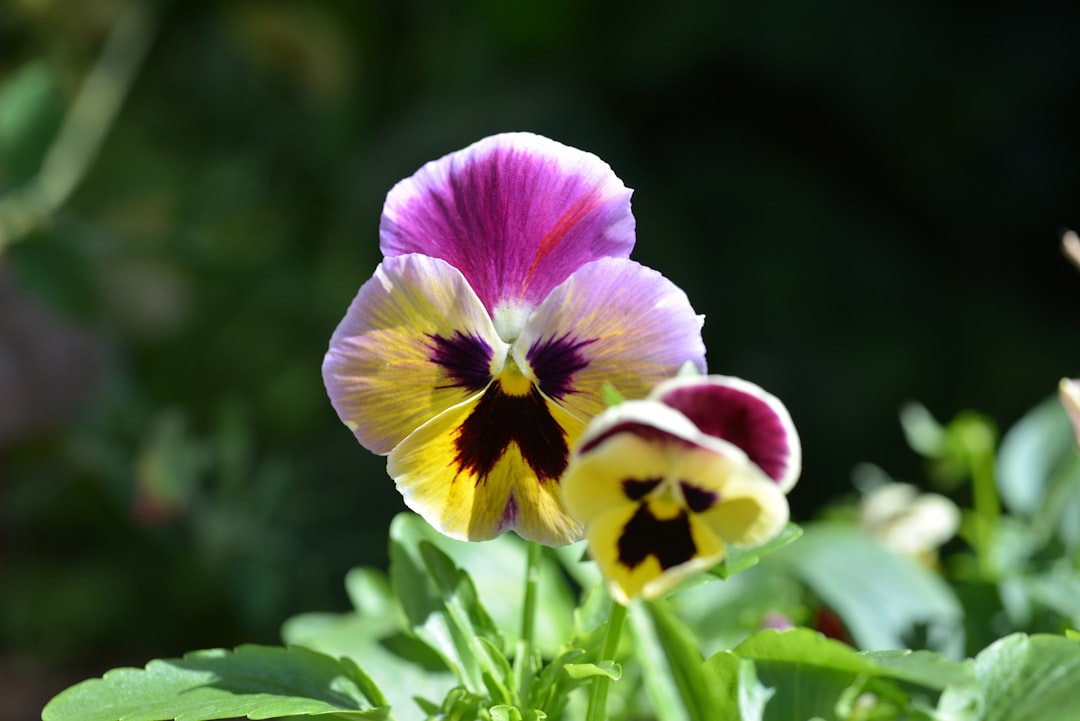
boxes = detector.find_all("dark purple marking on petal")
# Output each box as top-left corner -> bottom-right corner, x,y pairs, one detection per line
499,491 -> 519,532
660,385 -> 792,484
622,478 -> 661,501
527,333 -> 597,399
618,505 -> 695,571
427,331 -> 493,392
454,383 -> 568,485
680,481 -> 718,514
579,422 -> 695,456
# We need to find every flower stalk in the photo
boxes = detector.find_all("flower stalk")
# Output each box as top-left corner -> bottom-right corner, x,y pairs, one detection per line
586,599 -> 627,721
514,540 -> 543,704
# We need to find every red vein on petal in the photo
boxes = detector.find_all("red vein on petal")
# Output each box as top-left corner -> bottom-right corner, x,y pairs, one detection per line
523,188 -> 603,289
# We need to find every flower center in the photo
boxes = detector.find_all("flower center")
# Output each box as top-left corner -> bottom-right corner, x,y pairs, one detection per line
492,300 -> 531,343
496,353 -> 534,396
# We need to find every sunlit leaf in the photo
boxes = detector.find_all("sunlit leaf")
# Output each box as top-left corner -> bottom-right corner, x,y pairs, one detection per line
712,523 -> 803,579
389,513 -> 575,656
630,601 -> 723,721
938,633 -> 1080,721
281,568 -> 455,719
41,645 -> 389,721
708,629 -> 962,721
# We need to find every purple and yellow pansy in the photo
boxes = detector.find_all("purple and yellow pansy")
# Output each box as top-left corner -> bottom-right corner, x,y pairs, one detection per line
561,375 -> 801,604
323,133 -> 706,546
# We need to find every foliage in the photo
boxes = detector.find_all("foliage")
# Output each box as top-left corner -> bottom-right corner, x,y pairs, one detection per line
38,392 -> 1080,719
5,2 -> 1080,719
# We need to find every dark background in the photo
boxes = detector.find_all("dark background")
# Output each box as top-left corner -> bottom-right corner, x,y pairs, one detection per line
1,0 -> 1078,715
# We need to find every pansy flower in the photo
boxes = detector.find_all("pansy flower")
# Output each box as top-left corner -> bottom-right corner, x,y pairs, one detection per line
323,133 -> 706,546
561,375 -> 800,604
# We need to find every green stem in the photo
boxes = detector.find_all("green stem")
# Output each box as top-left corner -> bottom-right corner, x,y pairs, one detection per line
967,428 -> 1000,579
586,598 -> 627,721
514,541 -> 543,704
0,0 -> 158,249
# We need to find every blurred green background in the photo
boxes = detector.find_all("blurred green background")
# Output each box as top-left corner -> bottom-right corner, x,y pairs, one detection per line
1,0 -> 1078,715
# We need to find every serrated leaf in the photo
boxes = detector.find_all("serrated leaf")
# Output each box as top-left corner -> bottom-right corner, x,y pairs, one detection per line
729,628 -> 879,676
858,649 -> 972,691
712,523 -> 803,579
938,633 -> 1080,721
42,645 -> 389,721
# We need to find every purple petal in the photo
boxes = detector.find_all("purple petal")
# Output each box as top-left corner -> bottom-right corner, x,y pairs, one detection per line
514,257 -> 706,423
652,376 -> 801,492
379,132 -> 635,313
322,254 -> 503,455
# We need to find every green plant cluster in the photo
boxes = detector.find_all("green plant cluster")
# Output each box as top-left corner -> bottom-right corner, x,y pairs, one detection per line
40,389 -> 1080,720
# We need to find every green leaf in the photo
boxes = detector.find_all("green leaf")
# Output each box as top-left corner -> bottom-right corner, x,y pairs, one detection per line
628,602 -> 691,721
938,633 -> 1080,721
997,395 -> 1072,517
768,522 -> 963,656
488,706 -> 547,721
561,661 -> 621,681
736,660 -> 773,721
709,629 -> 957,721
41,645 -> 389,721
0,61 -> 63,180
418,540 -> 504,648
729,628 -> 879,676
630,601 -> 723,721
601,382 -> 626,406
389,513 -> 575,657
992,396 -> 1080,553
390,514 -> 522,702
712,523 -> 803,579
708,650 -> 854,721
282,567 -> 456,717
858,649 -> 973,691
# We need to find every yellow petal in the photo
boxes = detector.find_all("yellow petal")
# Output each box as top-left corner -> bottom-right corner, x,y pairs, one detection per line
561,430 -> 671,527
323,254 -> 505,454
586,503 -> 725,605
695,470 -> 790,548
387,385 -> 586,545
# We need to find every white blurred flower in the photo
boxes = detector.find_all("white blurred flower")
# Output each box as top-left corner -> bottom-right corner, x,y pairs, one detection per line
858,481 -> 959,562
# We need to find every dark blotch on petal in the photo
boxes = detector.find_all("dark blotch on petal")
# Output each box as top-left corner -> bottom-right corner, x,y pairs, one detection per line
680,481 -> 718,513
622,478 -> 661,501
579,422 -> 693,455
618,504 -> 696,571
527,332 -> 596,399
427,331 -> 493,392
661,385 -> 791,484
454,383 -> 568,484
